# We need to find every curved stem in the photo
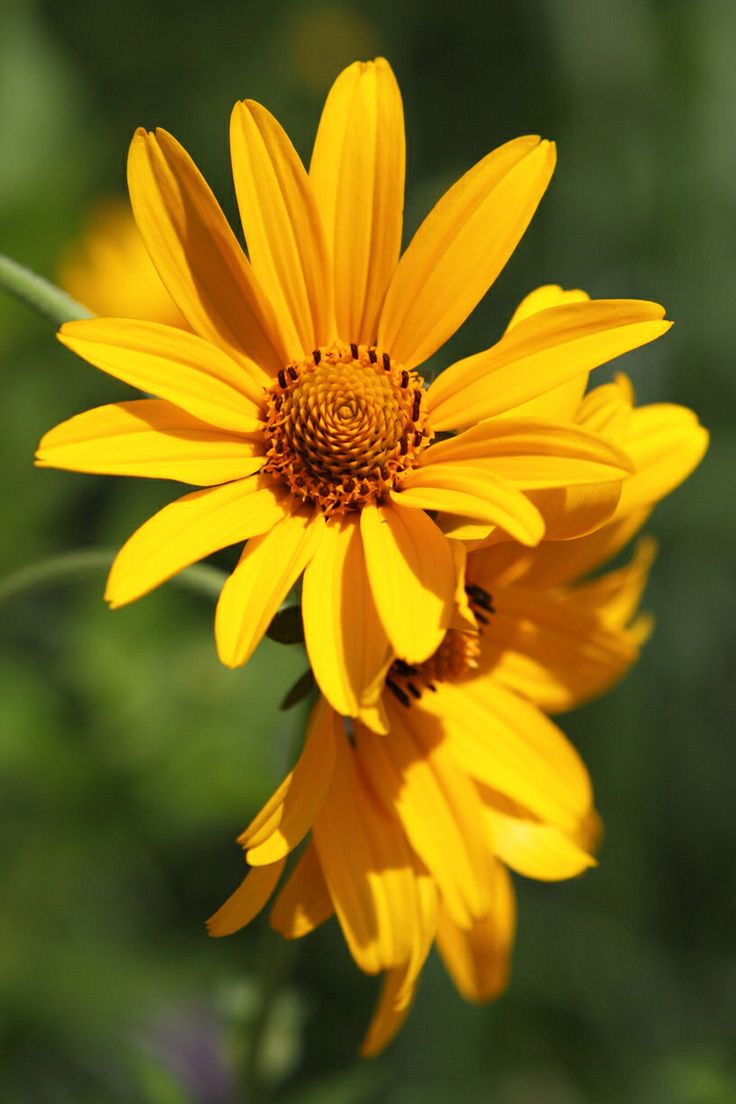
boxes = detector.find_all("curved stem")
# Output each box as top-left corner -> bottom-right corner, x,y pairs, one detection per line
0,253 -> 93,326
0,548 -> 227,606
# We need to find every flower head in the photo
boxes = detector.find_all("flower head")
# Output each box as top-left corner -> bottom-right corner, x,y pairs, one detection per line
38,59 -> 671,717
205,371 -> 706,1054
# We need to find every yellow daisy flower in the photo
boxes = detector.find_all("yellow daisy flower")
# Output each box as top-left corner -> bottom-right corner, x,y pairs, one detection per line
57,197 -> 186,327
205,533 -> 645,1054
37,60 -> 670,714
204,369 -> 707,1054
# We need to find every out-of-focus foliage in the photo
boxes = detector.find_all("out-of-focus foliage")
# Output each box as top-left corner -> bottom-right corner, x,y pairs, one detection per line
1,0 -> 734,1100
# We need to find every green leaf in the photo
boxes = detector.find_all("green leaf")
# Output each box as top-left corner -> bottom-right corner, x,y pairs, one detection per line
267,604 -> 304,645
280,669 -> 315,711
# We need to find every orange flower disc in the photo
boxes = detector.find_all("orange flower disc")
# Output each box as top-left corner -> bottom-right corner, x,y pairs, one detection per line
262,341 -> 430,515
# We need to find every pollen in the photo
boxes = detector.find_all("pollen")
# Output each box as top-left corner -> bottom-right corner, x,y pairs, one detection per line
262,341 -> 430,514
386,629 -> 481,706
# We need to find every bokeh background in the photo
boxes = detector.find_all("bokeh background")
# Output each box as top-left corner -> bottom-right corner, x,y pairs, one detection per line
1,1 -> 734,1100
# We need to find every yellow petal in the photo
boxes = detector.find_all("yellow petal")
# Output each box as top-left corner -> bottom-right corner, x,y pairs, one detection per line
127,127 -> 286,372
36,399 -> 264,486
482,798 -> 596,881
477,582 -> 639,711
561,535 -> 656,631
269,841 -> 334,939
427,299 -> 671,431
230,100 -> 333,358
378,136 -> 556,369
393,466 -> 544,546
310,58 -> 404,344
206,859 -> 285,937
505,284 -> 590,330
420,418 -> 634,487
525,481 -> 623,541
619,403 -> 709,513
500,284 -> 590,420
59,318 -> 266,435
359,858 -> 437,1056
576,375 -> 633,440
360,501 -> 455,663
426,679 -> 591,831
508,505 -> 652,589
312,725 -> 428,974
215,508 -> 324,669
302,516 -> 392,721
360,966 -> 417,1057
435,866 -> 515,1003
354,702 -> 494,928
106,475 -> 288,608
239,696 -> 338,865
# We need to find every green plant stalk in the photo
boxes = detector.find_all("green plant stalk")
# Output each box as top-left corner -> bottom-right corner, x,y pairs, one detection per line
0,548 -> 227,605
0,253 -> 93,326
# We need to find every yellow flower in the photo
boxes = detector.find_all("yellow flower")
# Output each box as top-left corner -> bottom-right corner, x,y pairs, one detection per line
205,531 -> 645,1054
57,197 -> 186,326
37,59 -> 670,714
205,368 -> 707,1055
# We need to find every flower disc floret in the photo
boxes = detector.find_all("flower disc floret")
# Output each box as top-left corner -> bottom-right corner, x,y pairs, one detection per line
263,341 -> 430,514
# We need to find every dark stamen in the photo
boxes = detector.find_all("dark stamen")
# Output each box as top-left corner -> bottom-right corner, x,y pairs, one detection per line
400,436 -> 409,456
369,347 -> 377,363
412,391 -> 421,421
350,342 -> 359,359
382,353 -> 391,371
386,679 -> 411,707
407,681 -> 422,700
393,659 -> 419,677
277,369 -> 287,389
287,365 -> 298,381
414,430 -> 423,448
475,611 -> 489,625
313,349 -> 321,364
400,370 -> 409,388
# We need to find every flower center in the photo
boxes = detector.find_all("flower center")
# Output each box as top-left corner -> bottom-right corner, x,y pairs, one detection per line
385,583 -> 494,706
386,629 -> 482,706
262,341 -> 430,515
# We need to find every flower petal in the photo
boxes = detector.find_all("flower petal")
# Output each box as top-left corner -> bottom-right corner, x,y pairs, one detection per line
105,475 -> 287,608
215,508 -> 324,668
127,127 -> 286,372
36,399 -> 264,486
619,403 -> 709,513
426,678 -> 592,831
477,582 -> 640,711
482,796 -> 596,881
302,516 -> 392,722
360,501 -> 455,664
239,695 -> 338,865
310,58 -> 404,344
312,724 -> 428,974
427,299 -> 671,431
560,535 -> 656,632
230,100 -> 333,358
419,419 -> 634,487
269,841 -> 334,939
435,866 -> 515,1003
393,466 -> 544,546
206,860 -> 285,937
500,506 -> 652,589
354,702 -> 495,928
59,318 -> 266,435
379,136 -> 555,369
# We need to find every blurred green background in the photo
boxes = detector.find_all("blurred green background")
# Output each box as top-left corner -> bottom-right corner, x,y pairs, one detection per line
1,0 -> 733,1100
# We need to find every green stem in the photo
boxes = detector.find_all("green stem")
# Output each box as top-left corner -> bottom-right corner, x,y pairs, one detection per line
0,253 -> 93,326
0,548 -> 227,605
240,931 -> 296,1104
